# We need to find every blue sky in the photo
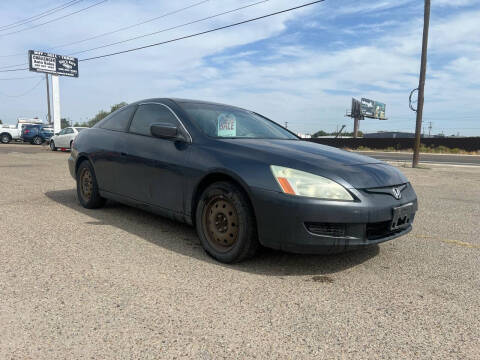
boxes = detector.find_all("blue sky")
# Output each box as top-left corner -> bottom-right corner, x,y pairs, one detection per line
1,0 -> 479,136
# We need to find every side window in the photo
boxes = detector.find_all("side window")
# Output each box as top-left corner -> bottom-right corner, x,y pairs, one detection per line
99,105 -> 136,131
58,129 -> 66,135
65,128 -> 74,134
129,103 -> 179,136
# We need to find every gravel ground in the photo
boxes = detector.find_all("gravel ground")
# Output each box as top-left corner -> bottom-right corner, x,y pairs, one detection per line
0,144 -> 479,359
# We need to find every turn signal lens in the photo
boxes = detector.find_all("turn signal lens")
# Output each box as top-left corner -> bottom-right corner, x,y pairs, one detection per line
270,165 -> 354,201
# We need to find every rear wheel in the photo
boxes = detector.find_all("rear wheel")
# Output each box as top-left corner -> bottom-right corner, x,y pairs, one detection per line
76,161 -> 106,209
50,140 -> 57,151
195,181 -> 259,263
0,134 -> 11,144
32,136 -> 42,145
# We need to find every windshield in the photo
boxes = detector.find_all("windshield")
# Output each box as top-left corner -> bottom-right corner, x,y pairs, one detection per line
181,103 -> 298,140
75,128 -> 86,132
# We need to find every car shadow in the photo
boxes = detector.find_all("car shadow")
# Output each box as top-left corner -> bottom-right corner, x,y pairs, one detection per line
45,189 -> 380,277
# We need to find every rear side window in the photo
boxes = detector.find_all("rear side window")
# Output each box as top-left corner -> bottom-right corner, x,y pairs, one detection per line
99,105 -> 136,131
129,103 -> 178,136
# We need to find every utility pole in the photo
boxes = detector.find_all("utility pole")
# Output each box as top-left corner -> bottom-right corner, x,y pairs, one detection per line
428,121 -> 432,137
413,0 -> 430,167
284,121 -> 288,129
45,74 -> 52,125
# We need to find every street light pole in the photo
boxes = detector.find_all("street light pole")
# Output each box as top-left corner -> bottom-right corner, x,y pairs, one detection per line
413,0 -> 430,167
45,74 -> 52,125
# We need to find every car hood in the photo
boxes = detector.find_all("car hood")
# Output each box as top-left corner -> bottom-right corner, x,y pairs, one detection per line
218,139 -> 408,189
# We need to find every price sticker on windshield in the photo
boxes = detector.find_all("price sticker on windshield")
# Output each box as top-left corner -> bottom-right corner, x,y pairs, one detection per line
217,113 -> 236,137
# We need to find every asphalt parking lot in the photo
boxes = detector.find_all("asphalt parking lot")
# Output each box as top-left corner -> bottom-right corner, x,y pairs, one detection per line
1,143 -> 479,359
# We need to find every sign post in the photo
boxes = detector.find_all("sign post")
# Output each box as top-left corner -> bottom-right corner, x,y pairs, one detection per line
28,50 -> 78,133
52,75 -> 61,133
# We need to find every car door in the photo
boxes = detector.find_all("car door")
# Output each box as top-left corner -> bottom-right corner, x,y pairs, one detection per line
55,128 -> 67,147
91,105 -> 138,195
63,128 -> 74,147
119,102 -> 192,214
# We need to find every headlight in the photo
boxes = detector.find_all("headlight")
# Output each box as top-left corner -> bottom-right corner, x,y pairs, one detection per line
270,165 -> 354,201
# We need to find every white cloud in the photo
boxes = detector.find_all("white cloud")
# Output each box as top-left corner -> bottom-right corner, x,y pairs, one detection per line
0,0 -> 479,135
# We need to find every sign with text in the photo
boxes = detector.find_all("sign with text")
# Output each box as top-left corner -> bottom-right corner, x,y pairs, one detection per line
28,50 -> 79,77
361,98 -> 386,120
217,113 -> 237,137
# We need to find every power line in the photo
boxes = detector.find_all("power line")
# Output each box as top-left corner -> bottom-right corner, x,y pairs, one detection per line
0,62 -> 27,70
0,1 -> 84,32
0,0 -> 108,38
0,0 -> 210,58
0,0 -> 260,65
0,78 -> 43,97
0,75 -> 42,81
79,0 -> 326,62
0,67 -> 28,73
0,0 -> 324,73
69,0 -> 271,56
53,0 -> 212,50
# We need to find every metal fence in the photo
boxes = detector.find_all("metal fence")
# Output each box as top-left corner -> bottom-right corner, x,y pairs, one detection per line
306,137 -> 480,152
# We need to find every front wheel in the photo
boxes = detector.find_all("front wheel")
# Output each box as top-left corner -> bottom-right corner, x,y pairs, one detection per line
32,136 -> 42,145
0,134 -> 11,144
195,181 -> 259,263
50,140 -> 57,151
76,161 -> 106,209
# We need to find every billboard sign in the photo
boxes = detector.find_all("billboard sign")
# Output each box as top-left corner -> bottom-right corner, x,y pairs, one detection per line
351,98 -> 362,118
28,50 -> 79,77
361,98 -> 386,119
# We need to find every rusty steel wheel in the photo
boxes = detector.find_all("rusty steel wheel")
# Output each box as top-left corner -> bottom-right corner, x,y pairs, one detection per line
76,160 -> 106,209
79,167 -> 93,202
196,181 -> 259,263
202,196 -> 239,252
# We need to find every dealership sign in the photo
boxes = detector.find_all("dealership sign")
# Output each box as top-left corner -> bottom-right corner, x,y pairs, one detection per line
28,50 -> 79,77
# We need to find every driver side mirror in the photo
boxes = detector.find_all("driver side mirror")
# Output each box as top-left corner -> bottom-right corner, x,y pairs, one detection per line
151,123 -> 178,139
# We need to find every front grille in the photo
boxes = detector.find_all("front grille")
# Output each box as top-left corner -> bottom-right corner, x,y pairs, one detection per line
305,223 -> 346,238
366,221 -> 405,240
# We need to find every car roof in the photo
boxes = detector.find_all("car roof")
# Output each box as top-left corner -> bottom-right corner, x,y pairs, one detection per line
130,98 -> 247,111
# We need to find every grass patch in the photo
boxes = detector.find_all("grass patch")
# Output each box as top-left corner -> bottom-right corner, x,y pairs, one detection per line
349,145 -> 479,155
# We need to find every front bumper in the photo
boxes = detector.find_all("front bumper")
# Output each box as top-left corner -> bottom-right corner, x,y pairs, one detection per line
250,183 -> 418,254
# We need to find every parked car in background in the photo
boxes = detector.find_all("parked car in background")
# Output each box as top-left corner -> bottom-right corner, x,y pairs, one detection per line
69,98 -> 418,264
21,124 -> 54,145
0,119 -> 44,144
49,127 -> 87,151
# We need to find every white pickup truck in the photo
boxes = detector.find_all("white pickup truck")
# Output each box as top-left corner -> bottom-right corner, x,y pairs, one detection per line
0,119 -> 44,144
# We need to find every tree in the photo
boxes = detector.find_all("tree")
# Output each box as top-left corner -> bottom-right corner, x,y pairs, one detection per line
61,118 -> 70,129
0,119 -> 3,124
86,102 -> 128,128
312,130 -> 328,137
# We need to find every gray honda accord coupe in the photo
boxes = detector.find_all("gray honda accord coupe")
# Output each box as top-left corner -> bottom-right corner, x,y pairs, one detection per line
69,98 -> 418,263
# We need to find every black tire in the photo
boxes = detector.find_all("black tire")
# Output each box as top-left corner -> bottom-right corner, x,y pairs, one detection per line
76,160 -> 106,209
195,181 -> 259,263
69,140 -> 73,149
32,136 -> 42,145
0,133 -> 11,144
50,140 -> 57,151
